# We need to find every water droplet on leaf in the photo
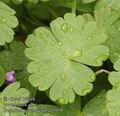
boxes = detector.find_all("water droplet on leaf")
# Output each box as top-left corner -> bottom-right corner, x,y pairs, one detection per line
63,90 -> 67,95
90,75 -> 95,81
88,36 -> 92,40
73,49 -> 82,57
0,17 -> 5,23
61,23 -> 74,33
51,41 -> 56,46
58,97 -> 68,104
58,42 -> 62,45
61,23 -> 69,32
68,41 -> 71,46
69,27 -> 74,33
81,88 -> 91,95
118,28 -> 120,31
61,73 -> 66,81
58,98 -> 64,104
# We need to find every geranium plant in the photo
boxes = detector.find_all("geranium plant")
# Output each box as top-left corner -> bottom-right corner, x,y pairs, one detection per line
0,0 -> 120,116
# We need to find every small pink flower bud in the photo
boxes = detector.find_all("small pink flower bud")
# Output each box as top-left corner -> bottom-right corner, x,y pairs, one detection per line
5,71 -> 16,84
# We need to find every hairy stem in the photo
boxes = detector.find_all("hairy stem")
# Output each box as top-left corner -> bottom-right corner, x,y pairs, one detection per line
95,69 -> 110,76
72,0 -> 77,14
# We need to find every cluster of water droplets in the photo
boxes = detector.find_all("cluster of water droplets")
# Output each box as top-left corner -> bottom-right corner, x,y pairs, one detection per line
61,23 -> 74,33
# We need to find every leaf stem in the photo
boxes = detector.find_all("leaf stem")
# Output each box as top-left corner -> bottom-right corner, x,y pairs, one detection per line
95,69 -> 110,76
4,43 -> 9,50
72,0 -> 77,14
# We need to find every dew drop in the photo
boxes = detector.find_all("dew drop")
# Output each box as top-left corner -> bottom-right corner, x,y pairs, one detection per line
0,17 -> 5,23
61,23 -> 68,33
73,49 -> 82,57
68,41 -> 71,46
51,41 -> 56,46
88,36 -> 92,40
81,88 -> 91,95
58,98 -> 64,104
63,90 -> 67,95
58,97 -> 68,104
58,42 -> 62,45
61,23 -> 74,33
63,98 -> 68,104
118,27 -> 120,31
90,75 -> 96,81
61,73 -> 66,81
69,27 -> 74,33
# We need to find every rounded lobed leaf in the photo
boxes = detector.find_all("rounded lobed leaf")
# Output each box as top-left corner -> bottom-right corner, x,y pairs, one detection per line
107,59 -> 120,115
107,87 -> 120,116
83,91 -> 108,116
0,1 -> 18,45
108,59 -> 120,87
0,82 -> 30,115
25,13 -> 109,104
95,0 -> 120,63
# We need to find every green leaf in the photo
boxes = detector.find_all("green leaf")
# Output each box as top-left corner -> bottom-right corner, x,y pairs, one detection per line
107,59 -> 120,115
25,13 -> 109,104
27,97 -> 83,116
0,1 -> 18,45
0,66 -> 5,86
95,0 -> 120,63
0,41 -> 28,71
0,82 -> 30,115
106,87 -> 120,116
0,41 -> 36,97
83,91 -> 108,116
0,107 -> 26,116
108,59 -> 120,87
27,104 -> 62,116
1,82 -> 30,104
95,0 -> 120,11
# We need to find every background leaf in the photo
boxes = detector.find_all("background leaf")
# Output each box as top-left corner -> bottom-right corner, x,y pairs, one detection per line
95,0 -> 120,63
0,82 -> 30,115
83,91 -> 108,116
0,1 -> 18,45
0,41 -> 36,97
0,66 -> 5,87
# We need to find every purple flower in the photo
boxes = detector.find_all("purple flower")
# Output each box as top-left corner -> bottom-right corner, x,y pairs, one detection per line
5,71 -> 16,84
